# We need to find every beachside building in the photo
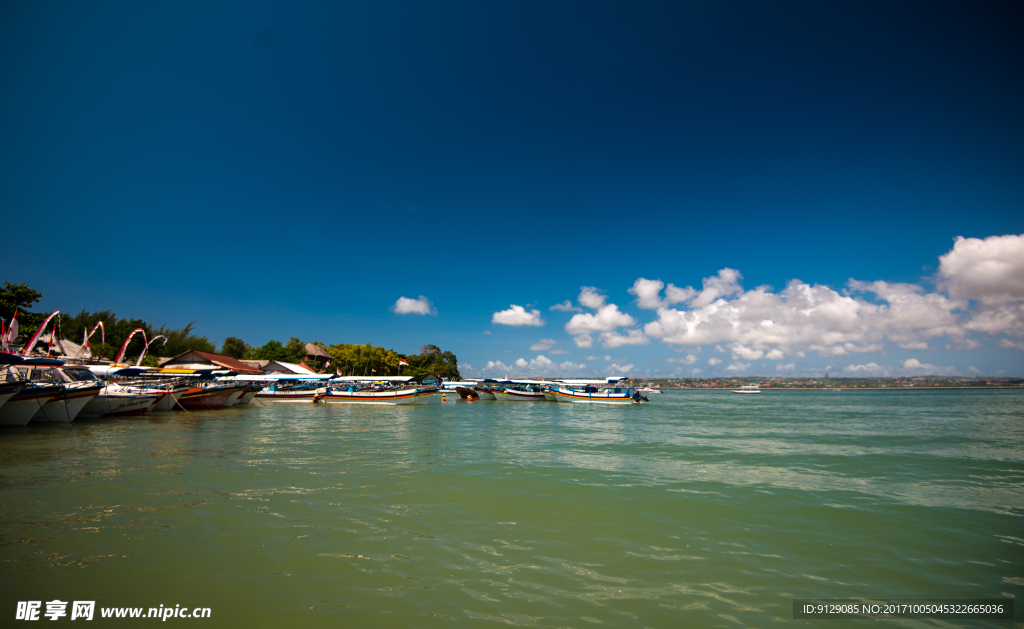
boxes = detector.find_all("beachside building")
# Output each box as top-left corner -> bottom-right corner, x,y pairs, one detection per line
259,360 -> 317,375
159,350 -> 263,374
304,343 -> 333,369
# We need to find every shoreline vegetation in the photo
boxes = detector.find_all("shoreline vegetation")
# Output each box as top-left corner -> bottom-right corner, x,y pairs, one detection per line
0,283 -> 461,379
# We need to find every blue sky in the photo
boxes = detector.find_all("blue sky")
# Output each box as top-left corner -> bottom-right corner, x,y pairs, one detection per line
2,1 -> 1023,377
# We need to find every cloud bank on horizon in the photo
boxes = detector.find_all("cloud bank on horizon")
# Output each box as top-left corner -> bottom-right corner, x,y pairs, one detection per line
471,234 -> 1024,378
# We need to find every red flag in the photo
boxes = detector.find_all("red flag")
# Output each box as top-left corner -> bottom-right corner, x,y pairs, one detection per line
399,358 -> 409,366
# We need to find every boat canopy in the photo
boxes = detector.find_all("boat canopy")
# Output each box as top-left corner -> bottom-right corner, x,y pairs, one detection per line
223,373 -> 333,381
554,377 -> 627,385
87,365 -> 233,378
496,379 -> 553,385
331,376 -> 414,383
0,353 -> 24,365
19,357 -> 65,367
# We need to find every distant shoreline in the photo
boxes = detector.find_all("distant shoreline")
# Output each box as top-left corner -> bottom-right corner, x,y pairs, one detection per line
663,386 -> 1024,391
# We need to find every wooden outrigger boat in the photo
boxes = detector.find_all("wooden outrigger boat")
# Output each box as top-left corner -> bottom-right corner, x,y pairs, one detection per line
178,384 -> 248,410
549,377 -> 647,404
493,379 -> 549,402
321,376 -> 439,405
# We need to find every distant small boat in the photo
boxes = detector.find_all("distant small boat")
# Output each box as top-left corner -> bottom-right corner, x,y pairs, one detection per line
731,383 -> 761,394
638,386 -> 662,394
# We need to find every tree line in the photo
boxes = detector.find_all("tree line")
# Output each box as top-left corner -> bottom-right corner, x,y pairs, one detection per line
2,282 -> 460,378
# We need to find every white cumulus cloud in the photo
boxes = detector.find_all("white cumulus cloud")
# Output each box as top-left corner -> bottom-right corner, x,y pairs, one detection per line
573,334 -> 593,348
565,287 -> 641,348
566,304 -> 634,333
708,357 -> 722,365
776,363 -> 796,372
902,358 -> 955,374
391,295 -> 436,315
730,345 -> 764,360
550,300 -> 582,312
645,271 -> 968,358
598,329 -> 649,348
530,338 -> 556,351
492,305 -> 545,327
578,286 -> 607,310
608,363 -> 634,374
666,354 -> 698,364
938,234 -> 1024,306
845,362 -> 885,373
726,361 -> 751,372
480,355 -> 569,378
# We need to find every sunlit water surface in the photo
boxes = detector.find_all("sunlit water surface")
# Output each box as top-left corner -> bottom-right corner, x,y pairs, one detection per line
1,390 -> 1022,627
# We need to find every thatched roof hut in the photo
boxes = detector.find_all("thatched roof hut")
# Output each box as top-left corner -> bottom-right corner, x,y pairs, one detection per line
305,343 -> 333,360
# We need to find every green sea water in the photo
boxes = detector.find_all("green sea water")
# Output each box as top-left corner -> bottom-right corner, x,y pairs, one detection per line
1,390 -> 1022,628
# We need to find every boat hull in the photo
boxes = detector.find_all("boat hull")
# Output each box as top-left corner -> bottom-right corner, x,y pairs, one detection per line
256,387 -> 327,401
0,387 -> 21,413
151,390 -> 187,411
178,386 -> 246,410
551,389 -> 640,404
495,389 -> 547,402
111,396 -> 159,417
321,389 -> 438,405
472,387 -> 497,400
222,389 -> 246,407
31,385 -> 101,423
455,387 -> 480,401
76,394 -> 132,419
0,387 -> 59,426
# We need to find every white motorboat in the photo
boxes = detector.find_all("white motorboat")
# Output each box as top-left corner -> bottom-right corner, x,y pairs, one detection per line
11,362 -> 103,423
0,383 -> 62,426
0,380 -> 24,414
731,383 -> 761,394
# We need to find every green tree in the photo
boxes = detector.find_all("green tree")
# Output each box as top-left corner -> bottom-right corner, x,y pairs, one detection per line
0,282 -> 42,321
284,337 -> 305,363
252,340 -> 291,362
220,336 -> 250,359
0,282 -> 47,336
406,344 -> 460,379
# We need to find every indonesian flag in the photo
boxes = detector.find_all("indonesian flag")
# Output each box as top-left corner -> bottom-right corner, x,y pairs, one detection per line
398,358 -> 409,366
324,360 -> 331,369
371,368 -> 376,373
6,311 -> 17,345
